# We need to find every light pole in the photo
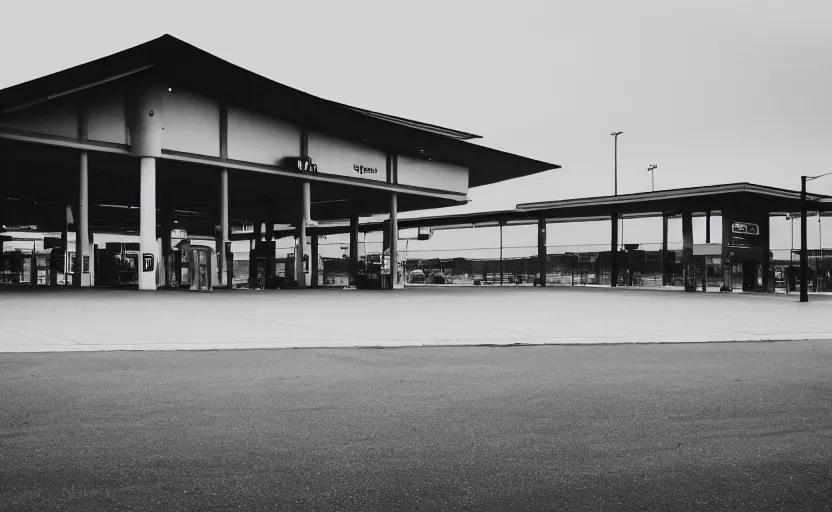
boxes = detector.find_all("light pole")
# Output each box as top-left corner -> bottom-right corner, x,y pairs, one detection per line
819,213 -> 823,292
800,173 -> 832,302
611,131 -> 624,256
788,215 -> 793,294
647,164 -> 658,192
610,132 -> 623,195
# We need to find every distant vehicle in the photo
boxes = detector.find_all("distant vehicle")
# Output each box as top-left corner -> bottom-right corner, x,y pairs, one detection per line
408,269 -> 425,284
426,270 -> 446,284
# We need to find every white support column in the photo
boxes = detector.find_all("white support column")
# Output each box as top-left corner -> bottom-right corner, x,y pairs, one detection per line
220,169 -> 229,288
390,192 -> 399,289
128,80 -> 164,291
138,157 -> 157,290
78,151 -> 91,287
297,181 -> 311,288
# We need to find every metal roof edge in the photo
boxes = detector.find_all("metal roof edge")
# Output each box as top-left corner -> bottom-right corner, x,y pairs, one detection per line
516,182 -> 831,211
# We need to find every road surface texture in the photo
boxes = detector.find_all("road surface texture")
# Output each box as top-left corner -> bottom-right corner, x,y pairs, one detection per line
1,342 -> 830,511
1,286 -> 832,352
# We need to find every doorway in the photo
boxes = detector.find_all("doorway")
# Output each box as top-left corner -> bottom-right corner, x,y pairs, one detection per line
190,247 -> 211,291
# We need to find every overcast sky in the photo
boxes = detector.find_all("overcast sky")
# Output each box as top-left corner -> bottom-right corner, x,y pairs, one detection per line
2,0 -> 831,252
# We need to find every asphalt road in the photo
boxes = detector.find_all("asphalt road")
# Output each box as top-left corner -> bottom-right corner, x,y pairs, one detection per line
1,342 -> 830,511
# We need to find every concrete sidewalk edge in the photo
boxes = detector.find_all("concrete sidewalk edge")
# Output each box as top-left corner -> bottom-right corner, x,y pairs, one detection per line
1,333 -> 830,353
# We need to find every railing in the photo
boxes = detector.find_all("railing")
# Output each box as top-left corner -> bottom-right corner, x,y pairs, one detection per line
223,241 -> 832,292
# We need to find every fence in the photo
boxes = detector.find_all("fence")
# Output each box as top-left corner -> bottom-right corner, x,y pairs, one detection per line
226,241 -> 832,292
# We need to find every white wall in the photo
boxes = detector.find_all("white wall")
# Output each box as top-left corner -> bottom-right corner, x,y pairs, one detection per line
308,132 -> 387,182
227,106 -> 301,166
161,89 -> 221,157
397,155 -> 469,194
87,91 -> 128,144
0,98 -> 78,138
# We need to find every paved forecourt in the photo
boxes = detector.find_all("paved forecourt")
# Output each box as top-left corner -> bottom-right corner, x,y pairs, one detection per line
2,342 -> 830,510
0,287 -> 831,352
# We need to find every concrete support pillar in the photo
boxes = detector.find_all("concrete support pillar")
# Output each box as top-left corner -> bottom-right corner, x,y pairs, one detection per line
128,79 -> 164,291
662,214 -> 669,286
762,214 -> 771,292
250,222 -> 262,288
705,211 -> 711,244
31,239 -> 37,286
76,151 -> 91,287
610,213 -> 619,287
349,215 -> 359,287
138,157 -> 157,290
160,224 -> 171,288
157,190 -> 172,289
537,217 -> 547,287
219,169 -> 229,288
682,211 -> 695,292
296,181 -> 310,288
265,219 -> 275,280
499,224 -> 504,286
311,234 -> 319,288
390,192 -> 398,289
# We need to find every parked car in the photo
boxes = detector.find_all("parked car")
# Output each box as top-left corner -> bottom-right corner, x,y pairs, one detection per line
426,270 -> 446,284
408,269 -> 426,284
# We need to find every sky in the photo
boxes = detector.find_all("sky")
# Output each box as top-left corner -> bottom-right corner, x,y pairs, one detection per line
2,0 -> 831,256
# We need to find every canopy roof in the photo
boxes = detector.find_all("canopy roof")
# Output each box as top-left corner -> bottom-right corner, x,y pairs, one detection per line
517,183 -> 832,217
0,34 -> 557,188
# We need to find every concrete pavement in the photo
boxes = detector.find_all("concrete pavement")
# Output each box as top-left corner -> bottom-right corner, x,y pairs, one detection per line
1,286 -> 832,352
1,342 -> 830,511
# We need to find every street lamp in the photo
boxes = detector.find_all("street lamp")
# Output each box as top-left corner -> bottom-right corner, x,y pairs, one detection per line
800,172 -> 832,302
819,213 -> 823,293
647,164 -> 658,192
786,214 -> 793,294
610,132 -> 623,195
610,131 -> 624,258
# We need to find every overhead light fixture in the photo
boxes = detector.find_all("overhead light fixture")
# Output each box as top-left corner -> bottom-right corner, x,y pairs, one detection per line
168,88 -> 173,92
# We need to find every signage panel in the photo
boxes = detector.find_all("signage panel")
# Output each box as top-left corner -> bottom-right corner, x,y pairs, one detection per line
731,222 -> 759,235
727,220 -> 762,249
142,254 -> 155,272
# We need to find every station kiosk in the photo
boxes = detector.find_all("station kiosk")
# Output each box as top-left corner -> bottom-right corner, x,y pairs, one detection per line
174,238 -> 216,292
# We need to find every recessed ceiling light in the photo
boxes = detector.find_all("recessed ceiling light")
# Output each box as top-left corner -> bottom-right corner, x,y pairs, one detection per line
168,88 -> 173,92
